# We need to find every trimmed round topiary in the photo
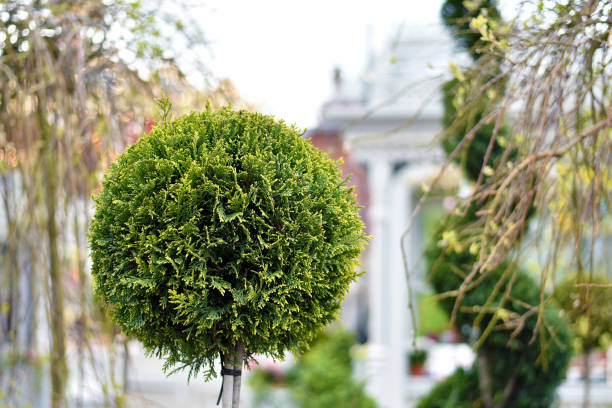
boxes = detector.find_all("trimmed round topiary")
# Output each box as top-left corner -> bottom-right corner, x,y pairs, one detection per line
89,107 -> 367,379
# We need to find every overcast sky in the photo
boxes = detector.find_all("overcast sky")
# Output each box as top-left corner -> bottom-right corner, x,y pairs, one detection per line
192,0 -> 444,130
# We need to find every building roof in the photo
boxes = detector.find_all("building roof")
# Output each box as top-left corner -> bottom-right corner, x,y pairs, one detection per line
313,22 -> 468,163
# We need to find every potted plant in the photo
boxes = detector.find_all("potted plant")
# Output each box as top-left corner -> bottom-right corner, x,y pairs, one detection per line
89,105 -> 368,407
409,349 -> 428,376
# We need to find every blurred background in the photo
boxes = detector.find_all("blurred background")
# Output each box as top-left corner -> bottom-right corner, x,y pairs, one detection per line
0,1 -> 611,407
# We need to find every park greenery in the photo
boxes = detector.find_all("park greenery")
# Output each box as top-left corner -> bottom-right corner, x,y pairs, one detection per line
89,106 -> 368,406
1,0 -> 610,407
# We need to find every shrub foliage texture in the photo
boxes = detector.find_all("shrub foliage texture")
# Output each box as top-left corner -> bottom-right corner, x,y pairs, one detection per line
89,107 -> 367,378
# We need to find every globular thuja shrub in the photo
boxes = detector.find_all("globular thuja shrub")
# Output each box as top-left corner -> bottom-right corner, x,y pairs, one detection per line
89,107 -> 368,379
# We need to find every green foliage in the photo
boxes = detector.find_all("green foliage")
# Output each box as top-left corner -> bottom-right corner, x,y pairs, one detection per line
418,357 -> 571,408
554,275 -> 612,353
154,92 -> 173,124
418,1 -> 573,406
441,79 -> 509,182
89,107 -> 367,379
418,353 -> 568,408
416,368 -> 479,408
441,0 -> 502,58
424,214 -> 572,407
409,349 -> 428,366
286,329 -> 377,408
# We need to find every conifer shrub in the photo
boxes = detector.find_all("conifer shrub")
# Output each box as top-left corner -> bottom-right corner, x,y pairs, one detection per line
440,0 -> 501,56
248,328 -> 377,408
89,107 -> 367,379
416,367 -> 479,408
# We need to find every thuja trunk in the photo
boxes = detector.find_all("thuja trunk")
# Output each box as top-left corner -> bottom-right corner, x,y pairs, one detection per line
222,342 -> 244,408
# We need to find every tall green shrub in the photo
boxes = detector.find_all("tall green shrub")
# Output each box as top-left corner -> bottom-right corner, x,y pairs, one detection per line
89,107 -> 367,385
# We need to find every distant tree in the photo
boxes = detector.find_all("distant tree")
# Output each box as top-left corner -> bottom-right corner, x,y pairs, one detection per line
555,274 -> 612,408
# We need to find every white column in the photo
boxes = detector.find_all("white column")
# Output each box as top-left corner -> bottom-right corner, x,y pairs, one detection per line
367,159 -> 391,344
388,176 -> 412,408
365,159 -> 392,407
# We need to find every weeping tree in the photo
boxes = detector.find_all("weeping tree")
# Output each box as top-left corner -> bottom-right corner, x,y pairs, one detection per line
411,0 -> 601,406
431,0 -> 612,288
412,0 -> 612,405
443,0 -> 611,357
89,107 -> 368,408
0,1 -> 212,407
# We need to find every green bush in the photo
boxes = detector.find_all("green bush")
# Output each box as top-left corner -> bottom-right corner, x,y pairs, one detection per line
287,329 -> 377,408
89,107 -> 367,378
416,368 -> 479,408
424,215 -> 572,407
